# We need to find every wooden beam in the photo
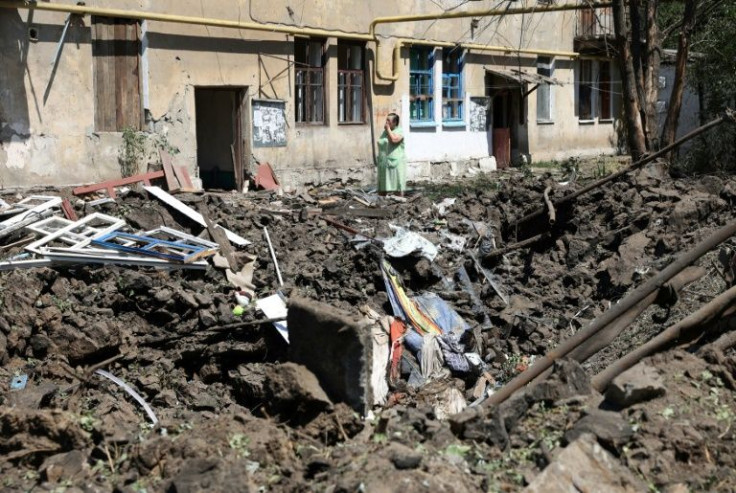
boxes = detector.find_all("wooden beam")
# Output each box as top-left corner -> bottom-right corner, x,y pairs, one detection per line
73,170 -> 165,197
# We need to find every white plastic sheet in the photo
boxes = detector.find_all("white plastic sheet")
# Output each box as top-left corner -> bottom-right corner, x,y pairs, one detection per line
382,226 -> 438,261
256,293 -> 289,343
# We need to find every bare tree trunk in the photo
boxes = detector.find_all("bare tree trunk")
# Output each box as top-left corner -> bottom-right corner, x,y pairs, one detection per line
613,0 -> 648,159
643,0 -> 662,150
661,0 -> 698,150
629,0 -> 647,113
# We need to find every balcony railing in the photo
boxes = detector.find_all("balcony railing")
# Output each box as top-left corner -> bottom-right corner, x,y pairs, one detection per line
575,7 -> 614,39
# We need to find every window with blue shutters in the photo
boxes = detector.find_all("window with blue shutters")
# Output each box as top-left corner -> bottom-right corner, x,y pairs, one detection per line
410,47 -> 434,123
442,49 -> 464,123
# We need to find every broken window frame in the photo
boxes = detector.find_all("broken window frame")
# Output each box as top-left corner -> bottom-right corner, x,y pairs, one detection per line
410,46 -> 435,124
442,48 -> 464,124
337,42 -> 366,124
294,37 -> 326,125
536,56 -> 555,123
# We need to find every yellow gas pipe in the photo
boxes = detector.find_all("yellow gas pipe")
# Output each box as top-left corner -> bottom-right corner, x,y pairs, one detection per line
0,0 -> 612,84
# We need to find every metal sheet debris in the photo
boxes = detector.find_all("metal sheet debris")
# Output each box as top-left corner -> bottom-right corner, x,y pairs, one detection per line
256,293 -> 289,342
144,186 -> 250,246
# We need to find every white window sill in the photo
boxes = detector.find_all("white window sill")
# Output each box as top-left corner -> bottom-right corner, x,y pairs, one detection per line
598,118 -> 614,124
442,121 -> 466,128
410,121 -> 438,129
536,120 -> 555,125
578,119 -> 596,125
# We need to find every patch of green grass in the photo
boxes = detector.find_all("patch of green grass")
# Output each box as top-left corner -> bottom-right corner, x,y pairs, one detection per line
444,443 -> 472,458
371,433 -> 388,444
229,433 -> 251,458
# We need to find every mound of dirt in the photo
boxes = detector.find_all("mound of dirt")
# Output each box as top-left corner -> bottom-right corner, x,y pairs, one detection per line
1,165 -> 735,491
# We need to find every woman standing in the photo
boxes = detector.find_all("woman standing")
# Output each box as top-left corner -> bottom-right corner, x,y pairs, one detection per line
377,113 -> 406,196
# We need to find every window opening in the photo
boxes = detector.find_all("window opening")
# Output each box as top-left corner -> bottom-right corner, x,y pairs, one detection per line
410,47 -> 434,123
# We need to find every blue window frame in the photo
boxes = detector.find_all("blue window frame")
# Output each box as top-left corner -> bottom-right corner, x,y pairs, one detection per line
442,49 -> 463,122
410,47 -> 434,123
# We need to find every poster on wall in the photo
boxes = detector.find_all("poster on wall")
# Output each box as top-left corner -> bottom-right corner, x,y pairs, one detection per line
469,97 -> 490,132
253,99 -> 287,147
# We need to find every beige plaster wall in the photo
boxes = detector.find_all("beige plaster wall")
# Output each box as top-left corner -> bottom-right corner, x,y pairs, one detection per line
0,0 -> 620,189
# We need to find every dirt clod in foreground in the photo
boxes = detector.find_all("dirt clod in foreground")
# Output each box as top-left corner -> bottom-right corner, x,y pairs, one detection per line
1,164 -> 735,492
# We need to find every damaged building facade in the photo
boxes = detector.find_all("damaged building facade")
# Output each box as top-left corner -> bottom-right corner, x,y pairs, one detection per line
0,0 -> 621,190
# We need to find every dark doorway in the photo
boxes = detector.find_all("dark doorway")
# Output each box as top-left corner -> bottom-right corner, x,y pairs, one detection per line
195,87 -> 247,191
486,71 -> 529,169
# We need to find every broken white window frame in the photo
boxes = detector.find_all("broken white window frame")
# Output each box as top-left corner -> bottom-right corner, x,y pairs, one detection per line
35,221 -> 210,270
0,196 -> 62,229
38,249 -> 208,269
3,212 -> 209,270
25,213 -> 126,255
0,257 -> 54,271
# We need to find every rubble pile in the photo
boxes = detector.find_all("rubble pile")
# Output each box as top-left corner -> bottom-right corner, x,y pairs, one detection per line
1,164 -> 735,492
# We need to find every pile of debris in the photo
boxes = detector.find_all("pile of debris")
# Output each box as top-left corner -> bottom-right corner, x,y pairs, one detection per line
1,162 -> 736,492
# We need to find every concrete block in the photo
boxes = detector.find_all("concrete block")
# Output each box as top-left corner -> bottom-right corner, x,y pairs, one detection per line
287,297 -> 374,415
478,156 -> 497,172
407,160 -> 431,181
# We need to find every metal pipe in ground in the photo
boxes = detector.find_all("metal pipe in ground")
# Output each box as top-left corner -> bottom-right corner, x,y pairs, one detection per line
593,283 -> 736,391
483,217 -> 736,407
509,110 -> 734,229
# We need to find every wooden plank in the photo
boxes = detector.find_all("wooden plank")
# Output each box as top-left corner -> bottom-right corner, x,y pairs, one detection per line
73,170 -> 165,197
60,199 -> 78,221
159,150 -> 181,192
114,21 -> 126,130
198,203 -> 238,271
118,20 -> 140,130
173,166 -> 195,189
233,90 -> 244,193
93,17 -> 116,132
143,186 -> 250,246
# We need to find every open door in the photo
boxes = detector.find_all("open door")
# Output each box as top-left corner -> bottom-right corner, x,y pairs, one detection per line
492,89 -> 512,169
486,69 -> 532,168
195,87 -> 247,191
486,70 -> 515,170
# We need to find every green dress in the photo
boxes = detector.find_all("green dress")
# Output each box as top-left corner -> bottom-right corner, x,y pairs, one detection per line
377,126 -> 406,192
